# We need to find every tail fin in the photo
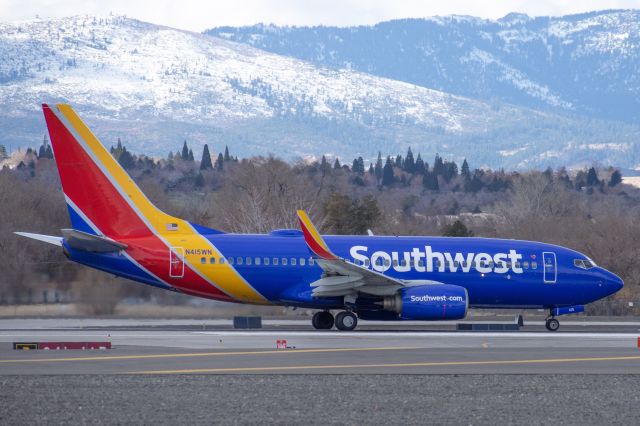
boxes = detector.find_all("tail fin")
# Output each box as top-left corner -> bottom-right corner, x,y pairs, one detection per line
296,210 -> 338,260
42,104 -> 181,239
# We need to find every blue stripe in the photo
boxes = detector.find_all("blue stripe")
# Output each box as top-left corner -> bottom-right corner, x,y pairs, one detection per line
65,244 -> 173,291
66,203 -> 98,235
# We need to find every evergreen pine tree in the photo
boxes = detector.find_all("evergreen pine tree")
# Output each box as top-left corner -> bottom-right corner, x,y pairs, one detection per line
461,159 -> 470,179
216,153 -> 224,171
224,146 -> 231,162
0,144 -> 6,158
395,155 -> 403,169
45,145 -> 53,159
321,155 -> 330,172
415,154 -> 426,175
441,220 -> 474,237
188,149 -> 194,162
117,147 -> 135,169
586,167 -> 600,186
433,154 -> 444,176
194,172 -> 205,188
368,163 -> 374,175
333,158 -> 341,169
200,144 -> 213,170
423,171 -> 439,190
609,170 -> 622,187
382,157 -> 394,186
374,151 -> 383,181
181,140 -> 189,160
404,148 -> 415,173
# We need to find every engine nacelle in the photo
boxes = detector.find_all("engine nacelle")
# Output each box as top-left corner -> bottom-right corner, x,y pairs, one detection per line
382,285 -> 468,320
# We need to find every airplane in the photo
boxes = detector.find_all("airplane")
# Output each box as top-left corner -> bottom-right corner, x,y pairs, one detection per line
15,104 -> 623,331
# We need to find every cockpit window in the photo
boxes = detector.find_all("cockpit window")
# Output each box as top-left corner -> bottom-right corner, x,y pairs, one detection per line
574,259 -> 596,270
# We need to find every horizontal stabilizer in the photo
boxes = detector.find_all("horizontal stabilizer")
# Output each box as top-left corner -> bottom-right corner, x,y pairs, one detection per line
61,229 -> 128,252
14,232 -> 63,246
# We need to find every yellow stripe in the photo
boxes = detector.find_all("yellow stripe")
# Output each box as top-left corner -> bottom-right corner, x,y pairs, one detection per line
57,105 -> 267,304
131,355 -> 640,374
0,346 -> 417,364
297,210 -> 333,255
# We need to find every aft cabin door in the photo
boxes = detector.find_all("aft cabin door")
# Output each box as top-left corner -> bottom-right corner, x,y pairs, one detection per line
170,247 -> 185,278
542,252 -> 557,284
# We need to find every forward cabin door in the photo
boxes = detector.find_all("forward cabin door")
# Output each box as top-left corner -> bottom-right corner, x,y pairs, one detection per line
542,252 -> 557,284
170,247 -> 185,278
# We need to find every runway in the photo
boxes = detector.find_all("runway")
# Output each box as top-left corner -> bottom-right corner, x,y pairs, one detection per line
2,319 -> 640,425
1,319 -> 639,375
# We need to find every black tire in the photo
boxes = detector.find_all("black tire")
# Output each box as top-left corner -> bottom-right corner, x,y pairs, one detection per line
545,318 -> 560,331
312,311 -> 334,330
335,311 -> 358,331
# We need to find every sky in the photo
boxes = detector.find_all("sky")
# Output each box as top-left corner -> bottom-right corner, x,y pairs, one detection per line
3,0 -> 640,31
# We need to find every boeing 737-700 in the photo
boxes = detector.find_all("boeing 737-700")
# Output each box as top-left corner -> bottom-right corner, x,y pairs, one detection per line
16,104 -> 624,331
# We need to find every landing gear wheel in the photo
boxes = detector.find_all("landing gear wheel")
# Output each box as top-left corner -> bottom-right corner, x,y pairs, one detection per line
545,318 -> 560,331
335,311 -> 358,331
312,311 -> 334,330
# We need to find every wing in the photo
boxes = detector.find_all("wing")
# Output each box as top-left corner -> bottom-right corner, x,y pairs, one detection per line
297,210 -> 406,297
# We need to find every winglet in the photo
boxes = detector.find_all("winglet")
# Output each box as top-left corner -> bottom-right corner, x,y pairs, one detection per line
296,210 -> 338,260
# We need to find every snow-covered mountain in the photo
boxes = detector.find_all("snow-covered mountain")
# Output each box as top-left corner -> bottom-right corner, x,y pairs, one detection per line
208,10 -> 640,123
1,15 -> 639,169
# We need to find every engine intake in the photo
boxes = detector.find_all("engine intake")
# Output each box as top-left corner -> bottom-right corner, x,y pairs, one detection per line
382,285 -> 468,320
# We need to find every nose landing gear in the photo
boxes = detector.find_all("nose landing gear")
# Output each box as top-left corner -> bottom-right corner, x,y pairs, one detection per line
545,316 -> 560,331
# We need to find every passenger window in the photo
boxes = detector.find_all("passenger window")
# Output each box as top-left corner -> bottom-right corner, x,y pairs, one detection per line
245,257 -> 252,265
201,257 -> 206,264
300,258 -> 306,266
419,260 -> 424,267
364,259 -> 370,267
282,258 -> 288,266
273,258 -> 279,265
228,257 -> 234,265
220,257 -> 225,264
237,257 -> 243,265
210,257 -> 216,264
291,258 -> 297,266
264,257 -> 270,266
384,259 -> 390,267
309,258 -> 315,266
255,257 -> 261,265
393,259 -> 398,267
531,261 -> 537,269
523,261 -> 529,269
515,261 -> 521,269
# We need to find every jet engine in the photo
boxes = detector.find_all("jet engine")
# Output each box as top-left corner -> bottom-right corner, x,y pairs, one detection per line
381,284 -> 468,320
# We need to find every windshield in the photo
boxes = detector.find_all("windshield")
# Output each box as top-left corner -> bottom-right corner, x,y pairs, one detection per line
574,258 -> 596,269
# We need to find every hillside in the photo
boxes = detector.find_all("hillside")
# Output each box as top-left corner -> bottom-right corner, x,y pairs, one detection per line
1,15 -> 639,168
208,10 -> 640,122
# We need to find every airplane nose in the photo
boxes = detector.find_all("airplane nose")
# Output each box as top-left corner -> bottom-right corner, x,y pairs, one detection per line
602,270 -> 624,294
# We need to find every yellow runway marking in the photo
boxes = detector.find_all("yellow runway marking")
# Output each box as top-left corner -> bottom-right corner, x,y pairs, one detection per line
0,346 -> 417,364
130,355 -> 640,374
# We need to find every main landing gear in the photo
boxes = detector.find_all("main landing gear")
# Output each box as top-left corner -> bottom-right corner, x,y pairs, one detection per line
312,311 -> 334,330
311,311 -> 358,331
545,316 -> 560,331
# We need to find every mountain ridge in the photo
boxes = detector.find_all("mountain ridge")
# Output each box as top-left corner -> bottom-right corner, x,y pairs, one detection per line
0,14 -> 639,169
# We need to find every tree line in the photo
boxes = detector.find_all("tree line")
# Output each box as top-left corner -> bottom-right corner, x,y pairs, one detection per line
0,137 -> 636,316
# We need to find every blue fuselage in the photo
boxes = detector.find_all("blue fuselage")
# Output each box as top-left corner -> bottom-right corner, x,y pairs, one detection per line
68,230 -> 624,311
